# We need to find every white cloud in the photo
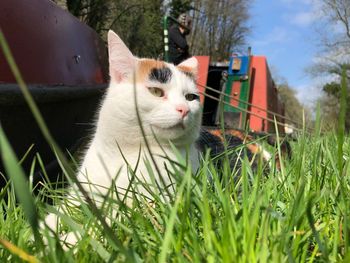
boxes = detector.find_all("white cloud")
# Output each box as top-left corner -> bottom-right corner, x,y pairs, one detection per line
279,0 -> 319,6
276,0 -> 323,28
294,83 -> 323,107
294,69 -> 333,107
286,0 -> 322,27
253,27 -> 292,47
291,11 -> 319,27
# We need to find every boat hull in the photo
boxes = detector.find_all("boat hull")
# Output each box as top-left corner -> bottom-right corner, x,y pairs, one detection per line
0,84 -> 107,187
0,0 -> 109,188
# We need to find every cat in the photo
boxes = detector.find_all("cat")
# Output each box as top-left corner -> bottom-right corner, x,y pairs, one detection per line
43,30 -> 202,242
76,30 -> 202,200
197,128 -> 291,174
43,30 -> 289,246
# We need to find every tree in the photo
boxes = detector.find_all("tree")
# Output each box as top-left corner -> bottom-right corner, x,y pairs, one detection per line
166,0 -> 251,60
53,0 -> 114,35
321,71 -> 350,131
54,0 -> 251,61
311,0 -> 350,132
188,0 -> 251,60
168,0 -> 193,18
53,0 -> 164,58
276,81 -> 312,130
109,0 -> 164,58
317,93 -> 341,131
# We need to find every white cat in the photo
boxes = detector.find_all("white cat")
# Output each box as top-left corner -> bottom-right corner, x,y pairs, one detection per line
78,30 -> 202,200
44,30 -> 202,241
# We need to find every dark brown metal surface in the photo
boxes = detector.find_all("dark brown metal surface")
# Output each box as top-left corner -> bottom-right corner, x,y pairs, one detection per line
0,83 -> 107,189
0,0 -> 108,85
0,0 -> 110,189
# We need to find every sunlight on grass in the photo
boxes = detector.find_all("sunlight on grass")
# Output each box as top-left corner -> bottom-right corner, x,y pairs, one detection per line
1,130 -> 349,262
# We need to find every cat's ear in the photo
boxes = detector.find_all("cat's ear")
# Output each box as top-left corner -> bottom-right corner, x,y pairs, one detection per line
107,30 -> 136,83
178,57 -> 198,76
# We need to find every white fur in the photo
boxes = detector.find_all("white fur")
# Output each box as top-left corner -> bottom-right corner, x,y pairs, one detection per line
44,31 -> 202,245
78,32 -> 201,200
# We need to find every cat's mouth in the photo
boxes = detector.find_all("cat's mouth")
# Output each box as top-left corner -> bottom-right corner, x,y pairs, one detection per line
152,121 -> 186,130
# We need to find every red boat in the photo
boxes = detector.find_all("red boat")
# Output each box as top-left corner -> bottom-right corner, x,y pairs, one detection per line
0,0 -> 109,187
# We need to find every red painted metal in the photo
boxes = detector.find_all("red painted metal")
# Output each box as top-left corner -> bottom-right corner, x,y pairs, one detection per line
194,56 -> 210,104
0,0 -> 108,85
248,56 -> 284,133
249,56 -> 268,132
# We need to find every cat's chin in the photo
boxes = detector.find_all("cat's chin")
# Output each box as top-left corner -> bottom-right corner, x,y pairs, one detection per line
151,122 -> 186,131
148,125 -> 200,147
149,122 -> 190,141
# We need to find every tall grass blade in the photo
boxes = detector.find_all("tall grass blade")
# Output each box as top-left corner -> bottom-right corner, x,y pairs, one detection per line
314,102 -> 321,137
306,196 -> 329,261
158,169 -> 189,262
0,126 -> 40,242
0,238 -> 40,263
338,67 -> 347,175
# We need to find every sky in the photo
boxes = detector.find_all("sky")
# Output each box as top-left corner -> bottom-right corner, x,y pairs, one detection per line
247,0 -> 324,107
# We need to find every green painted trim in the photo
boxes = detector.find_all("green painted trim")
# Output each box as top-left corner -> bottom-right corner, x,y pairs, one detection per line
223,76 -> 234,112
222,76 -> 251,128
238,79 -> 250,127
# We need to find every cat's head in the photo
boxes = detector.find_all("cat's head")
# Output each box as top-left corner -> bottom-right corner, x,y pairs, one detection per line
101,30 -> 202,146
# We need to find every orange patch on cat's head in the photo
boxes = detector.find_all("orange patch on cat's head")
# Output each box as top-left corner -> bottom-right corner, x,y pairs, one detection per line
135,59 -> 167,82
177,65 -> 196,80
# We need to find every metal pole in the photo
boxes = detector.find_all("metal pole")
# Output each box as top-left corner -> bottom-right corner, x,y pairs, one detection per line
163,16 -> 169,62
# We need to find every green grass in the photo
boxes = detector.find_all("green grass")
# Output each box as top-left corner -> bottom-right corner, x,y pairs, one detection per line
1,128 -> 350,262
1,30 -> 350,262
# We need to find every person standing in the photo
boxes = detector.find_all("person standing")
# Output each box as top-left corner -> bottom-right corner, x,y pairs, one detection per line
168,13 -> 192,65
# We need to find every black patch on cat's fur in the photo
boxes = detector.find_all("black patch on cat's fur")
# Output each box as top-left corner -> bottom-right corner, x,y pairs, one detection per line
149,67 -> 172,83
196,128 -> 258,183
195,129 -> 225,156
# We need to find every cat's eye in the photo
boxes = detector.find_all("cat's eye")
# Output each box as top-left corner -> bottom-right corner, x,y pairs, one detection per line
148,87 -> 165,97
185,93 -> 199,101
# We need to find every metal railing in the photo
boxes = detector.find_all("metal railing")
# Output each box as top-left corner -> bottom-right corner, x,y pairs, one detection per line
196,82 -> 311,133
197,82 -> 308,130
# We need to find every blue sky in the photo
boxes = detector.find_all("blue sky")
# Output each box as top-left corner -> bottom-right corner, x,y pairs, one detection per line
247,0 -> 323,106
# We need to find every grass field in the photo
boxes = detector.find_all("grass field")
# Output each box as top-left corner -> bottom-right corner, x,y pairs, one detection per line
1,30 -> 350,263
0,129 -> 349,262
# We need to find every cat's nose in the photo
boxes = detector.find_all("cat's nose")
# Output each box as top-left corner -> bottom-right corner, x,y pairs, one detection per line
176,105 -> 189,118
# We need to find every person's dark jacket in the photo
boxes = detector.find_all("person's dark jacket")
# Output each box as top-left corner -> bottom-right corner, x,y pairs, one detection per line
168,25 -> 190,65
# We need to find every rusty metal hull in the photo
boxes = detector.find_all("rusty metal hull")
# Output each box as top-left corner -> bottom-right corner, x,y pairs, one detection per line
0,0 -> 109,187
